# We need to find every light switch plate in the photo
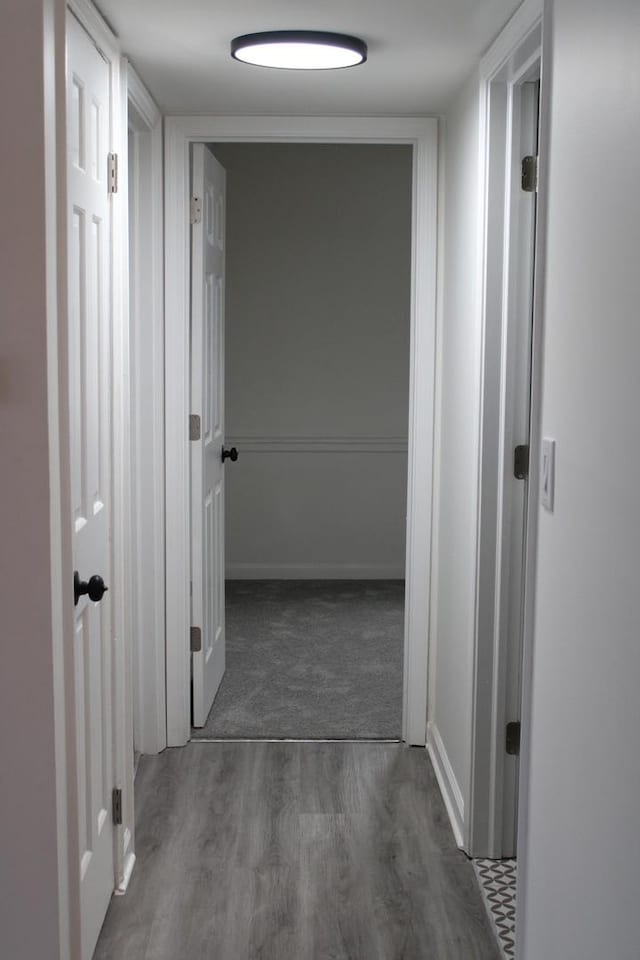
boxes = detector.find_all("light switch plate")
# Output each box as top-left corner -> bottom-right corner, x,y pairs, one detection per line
541,438 -> 555,511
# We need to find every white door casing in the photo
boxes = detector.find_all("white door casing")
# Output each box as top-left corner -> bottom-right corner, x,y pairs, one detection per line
499,78 -> 540,854
127,65 -> 167,755
165,117 -> 438,747
468,0 -> 543,859
190,145 -> 227,727
67,12 -> 115,957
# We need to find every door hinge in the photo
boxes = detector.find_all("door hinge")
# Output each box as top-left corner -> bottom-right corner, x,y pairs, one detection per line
514,444 -> 530,480
506,721 -> 521,756
189,414 -> 201,441
108,153 -> 118,194
190,195 -> 202,224
112,787 -> 123,825
190,626 -> 202,653
521,155 -> 538,193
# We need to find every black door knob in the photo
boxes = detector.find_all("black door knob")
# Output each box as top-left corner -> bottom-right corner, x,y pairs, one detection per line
221,446 -> 238,463
74,571 -> 109,606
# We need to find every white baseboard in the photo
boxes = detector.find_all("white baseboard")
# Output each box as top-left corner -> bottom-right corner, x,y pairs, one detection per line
427,721 -> 465,848
226,562 -> 405,580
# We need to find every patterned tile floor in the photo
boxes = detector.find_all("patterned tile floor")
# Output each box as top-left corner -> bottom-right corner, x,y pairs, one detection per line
473,859 -> 517,959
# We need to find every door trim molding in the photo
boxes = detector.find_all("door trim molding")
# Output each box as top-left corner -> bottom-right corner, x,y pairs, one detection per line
164,115 -> 439,747
110,48 -> 137,902
468,0 -> 543,860
515,5 -> 554,955
127,64 -> 167,755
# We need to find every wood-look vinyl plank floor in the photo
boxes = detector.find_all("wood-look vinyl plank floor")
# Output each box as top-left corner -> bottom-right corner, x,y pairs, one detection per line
94,743 -> 499,960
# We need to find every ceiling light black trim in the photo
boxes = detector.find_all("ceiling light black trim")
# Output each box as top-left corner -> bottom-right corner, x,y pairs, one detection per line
230,30 -> 368,70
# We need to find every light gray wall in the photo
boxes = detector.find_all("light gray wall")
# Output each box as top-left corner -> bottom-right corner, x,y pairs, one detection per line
212,143 -> 412,578
427,72 -> 482,837
0,1 -> 64,957
520,0 -> 640,956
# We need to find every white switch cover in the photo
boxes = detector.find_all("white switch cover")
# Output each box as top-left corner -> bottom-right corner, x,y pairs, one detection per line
541,438 -> 555,511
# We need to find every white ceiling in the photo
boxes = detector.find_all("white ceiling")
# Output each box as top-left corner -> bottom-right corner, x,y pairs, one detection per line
97,0 -> 522,116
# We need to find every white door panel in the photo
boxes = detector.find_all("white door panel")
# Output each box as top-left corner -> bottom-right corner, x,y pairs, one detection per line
67,13 -> 114,958
191,145 -> 227,727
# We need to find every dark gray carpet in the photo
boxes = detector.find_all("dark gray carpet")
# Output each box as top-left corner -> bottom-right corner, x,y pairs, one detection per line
192,580 -> 405,740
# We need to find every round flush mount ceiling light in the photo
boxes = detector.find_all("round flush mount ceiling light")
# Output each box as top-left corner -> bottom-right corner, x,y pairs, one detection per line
230,31 -> 368,70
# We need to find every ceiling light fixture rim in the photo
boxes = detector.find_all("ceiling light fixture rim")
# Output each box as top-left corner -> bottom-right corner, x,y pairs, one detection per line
230,29 -> 368,70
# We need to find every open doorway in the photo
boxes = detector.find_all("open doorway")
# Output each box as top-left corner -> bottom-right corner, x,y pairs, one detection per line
190,142 -> 412,741
164,116 -> 437,751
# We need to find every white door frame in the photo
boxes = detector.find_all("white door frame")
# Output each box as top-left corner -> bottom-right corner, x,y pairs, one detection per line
164,116 -> 439,747
55,5 -> 135,952
468,0 -> 543,858
127,65 -> 167,755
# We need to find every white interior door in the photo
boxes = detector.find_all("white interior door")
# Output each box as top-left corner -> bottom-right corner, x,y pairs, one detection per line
191,144 -> 227,727
67,13 -> 115,958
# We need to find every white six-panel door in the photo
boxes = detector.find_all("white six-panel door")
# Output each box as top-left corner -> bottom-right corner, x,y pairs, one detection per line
67,13 -> 115,958
191,145 -> 227,727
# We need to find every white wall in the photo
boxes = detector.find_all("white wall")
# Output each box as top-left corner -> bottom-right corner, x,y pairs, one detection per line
519,0 -> 640,957
0,1 -> 66,957
427,72 -> 482,842
211,143 -> 412,579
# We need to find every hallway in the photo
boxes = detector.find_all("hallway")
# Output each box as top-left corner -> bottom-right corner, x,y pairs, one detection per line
94,743 -> 499,959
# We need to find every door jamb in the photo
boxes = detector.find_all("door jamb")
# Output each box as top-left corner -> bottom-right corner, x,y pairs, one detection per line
164,116 -> 439,748
468,0 -> 543,859
127,65 -> 167,755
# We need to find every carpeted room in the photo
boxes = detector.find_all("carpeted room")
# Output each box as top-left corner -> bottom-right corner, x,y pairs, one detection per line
192,580 -> 405,739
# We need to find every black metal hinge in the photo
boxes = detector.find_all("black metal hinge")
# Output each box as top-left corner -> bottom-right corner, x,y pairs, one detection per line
514,444 -> 530,480
506,722 -> 521,756
112,787 -> 123,825
189,414 -> 201,441
521,155 -> 538,193
190,626 -> 202,652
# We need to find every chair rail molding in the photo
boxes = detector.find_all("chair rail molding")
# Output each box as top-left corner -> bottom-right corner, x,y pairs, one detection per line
228,435 -> 408,454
